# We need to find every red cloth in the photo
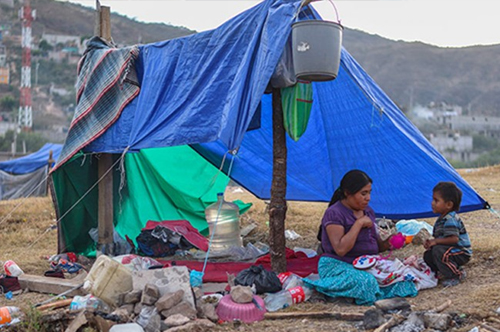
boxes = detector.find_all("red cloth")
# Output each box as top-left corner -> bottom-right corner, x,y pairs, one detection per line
143,220 -> 209,251
158,249 -> 319,283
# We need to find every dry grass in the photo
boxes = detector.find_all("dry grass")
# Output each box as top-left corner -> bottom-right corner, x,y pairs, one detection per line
0,166 -> 499,331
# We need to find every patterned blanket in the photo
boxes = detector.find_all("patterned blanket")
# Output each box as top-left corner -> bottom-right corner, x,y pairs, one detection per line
53,36 -> 140,170
304,256 -> 418,305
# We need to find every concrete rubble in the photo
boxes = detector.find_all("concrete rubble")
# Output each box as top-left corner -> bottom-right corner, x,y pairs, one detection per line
362,298 -> 461,332
55,265 -> 221,332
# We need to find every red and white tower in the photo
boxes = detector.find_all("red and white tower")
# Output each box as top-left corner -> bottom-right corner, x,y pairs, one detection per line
18,0 -> 35,130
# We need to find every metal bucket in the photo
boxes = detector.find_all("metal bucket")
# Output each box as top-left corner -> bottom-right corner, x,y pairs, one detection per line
292,20 -> 343,82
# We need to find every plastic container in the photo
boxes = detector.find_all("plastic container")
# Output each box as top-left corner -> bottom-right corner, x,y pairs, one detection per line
109,323 -> 144,332
216,294 -> 266,323
205,193 -> 242,250
3,261 -> 23,277
0,306 -> 20,325
69,294 -> 111,313
291,20 -> 343,82
264,284 -> 313,312
83,255 -> 133,308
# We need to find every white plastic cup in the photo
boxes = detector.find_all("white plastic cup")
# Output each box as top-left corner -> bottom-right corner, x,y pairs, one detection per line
3,260 -> 23,277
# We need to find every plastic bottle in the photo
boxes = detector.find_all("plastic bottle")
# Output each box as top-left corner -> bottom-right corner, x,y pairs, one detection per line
264,284 -> 313,312
0,306 -> 21,325
278,272 -> 304,290
70,294 -> 111,313
205,193 -> 242,249
3,261 -> 23,277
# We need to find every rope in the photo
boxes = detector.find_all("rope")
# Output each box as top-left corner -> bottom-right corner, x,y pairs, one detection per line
0,166 -> 52,226
54,149 -> 127,226
24,148 -> 129,249
488,207 -> 500,221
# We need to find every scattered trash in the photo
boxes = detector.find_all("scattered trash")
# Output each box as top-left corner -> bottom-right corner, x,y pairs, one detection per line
113,255 -> 162,272
3,260 -> 23,277
293,247 -> 317,258
190,270 -> 203,287
395,219 -> 433,236
264,278 -> 313,312
0,306 -> 21,326
235,265 -> 282,294
284,229 -> 301,240
70,294 -> 111,312
84,255 -> 133,308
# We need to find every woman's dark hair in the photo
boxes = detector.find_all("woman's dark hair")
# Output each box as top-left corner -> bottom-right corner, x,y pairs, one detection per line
328,170 -> 373,207
433,181 -> 462,212
317,169 -> 373,243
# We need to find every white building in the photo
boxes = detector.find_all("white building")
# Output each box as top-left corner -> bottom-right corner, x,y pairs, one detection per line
429,133 -> 477,162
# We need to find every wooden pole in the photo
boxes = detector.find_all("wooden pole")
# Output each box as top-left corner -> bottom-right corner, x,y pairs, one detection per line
95,1 -> 114,255
269,87 -> 287,273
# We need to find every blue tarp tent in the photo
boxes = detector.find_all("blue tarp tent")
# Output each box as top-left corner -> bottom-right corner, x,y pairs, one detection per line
52,0 -> 487,252
0,143 -> 62,200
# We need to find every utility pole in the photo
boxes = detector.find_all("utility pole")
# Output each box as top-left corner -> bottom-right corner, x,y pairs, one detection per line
269,87 -> 287,273
95,0 -> 115,256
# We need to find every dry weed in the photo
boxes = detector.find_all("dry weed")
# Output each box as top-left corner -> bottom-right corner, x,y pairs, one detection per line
0,166 -> 498,331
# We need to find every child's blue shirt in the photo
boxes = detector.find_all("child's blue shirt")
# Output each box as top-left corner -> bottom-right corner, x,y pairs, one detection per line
433,211 -> 472,256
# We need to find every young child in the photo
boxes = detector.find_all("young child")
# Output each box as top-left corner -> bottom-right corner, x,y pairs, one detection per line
423,182 -> 472,287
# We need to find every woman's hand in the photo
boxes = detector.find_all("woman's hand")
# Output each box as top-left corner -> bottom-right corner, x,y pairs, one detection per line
356,215 -> 373,228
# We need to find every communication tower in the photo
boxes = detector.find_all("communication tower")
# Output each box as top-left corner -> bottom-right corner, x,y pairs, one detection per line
18,0 -> 35,130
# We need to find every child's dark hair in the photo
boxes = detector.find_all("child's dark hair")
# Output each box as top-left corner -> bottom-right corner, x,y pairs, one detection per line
329,170 -> 373,207
433,181 -> 462,212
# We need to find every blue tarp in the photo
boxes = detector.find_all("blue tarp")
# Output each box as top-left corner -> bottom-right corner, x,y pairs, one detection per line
63,0 -> 486,219
0,143 -> 62,174
193,48 -> 487,219
85,0 -> 301,153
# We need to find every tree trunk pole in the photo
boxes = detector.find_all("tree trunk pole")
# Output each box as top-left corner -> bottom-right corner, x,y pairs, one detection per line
269,87 -> 287,273
95,1 -> 114,255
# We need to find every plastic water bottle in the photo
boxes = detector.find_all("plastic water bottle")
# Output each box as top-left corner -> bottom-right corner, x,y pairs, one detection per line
0,306 -> 21,325
264,285 -> 313,312
278,272 -> 304,290
205,193 -> 242,249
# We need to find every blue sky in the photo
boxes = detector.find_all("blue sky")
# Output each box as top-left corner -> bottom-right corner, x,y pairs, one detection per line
60,0 -> 500,47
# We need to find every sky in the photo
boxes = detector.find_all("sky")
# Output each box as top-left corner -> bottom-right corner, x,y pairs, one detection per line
60,0 -> 500,48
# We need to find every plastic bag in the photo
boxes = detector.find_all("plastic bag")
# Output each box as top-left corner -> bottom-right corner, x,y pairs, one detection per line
235,265 -> 282,294
270,36 -> 296,88
89,228 -> 133,255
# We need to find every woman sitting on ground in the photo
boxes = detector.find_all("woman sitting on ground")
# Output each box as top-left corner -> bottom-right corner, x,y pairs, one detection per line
304,169 -> 418,305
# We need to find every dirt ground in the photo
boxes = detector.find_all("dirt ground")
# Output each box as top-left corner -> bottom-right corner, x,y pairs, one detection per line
0,165 -> 500,331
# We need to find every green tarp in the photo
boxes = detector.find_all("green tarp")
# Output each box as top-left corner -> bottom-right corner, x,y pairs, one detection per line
53,145 -> 251,256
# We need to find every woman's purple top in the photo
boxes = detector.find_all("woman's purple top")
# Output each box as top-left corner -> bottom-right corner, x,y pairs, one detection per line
320,201 -> 379,263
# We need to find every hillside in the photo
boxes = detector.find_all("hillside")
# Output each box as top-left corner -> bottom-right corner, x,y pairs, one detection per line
0,0 -> 499,144
342,29 -> 500,116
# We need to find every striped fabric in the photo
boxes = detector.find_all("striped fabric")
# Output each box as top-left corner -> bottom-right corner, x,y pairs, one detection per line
53,37 -> 140,170
432,211 -> 472,255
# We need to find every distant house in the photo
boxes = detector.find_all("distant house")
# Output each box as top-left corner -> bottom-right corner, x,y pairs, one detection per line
0,67 -> 9,84
429,133 -> 477,163
0,0 -> 14,8
437,115 -> 500,139
47,50 -> 80,64
41,33 -> 84,54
